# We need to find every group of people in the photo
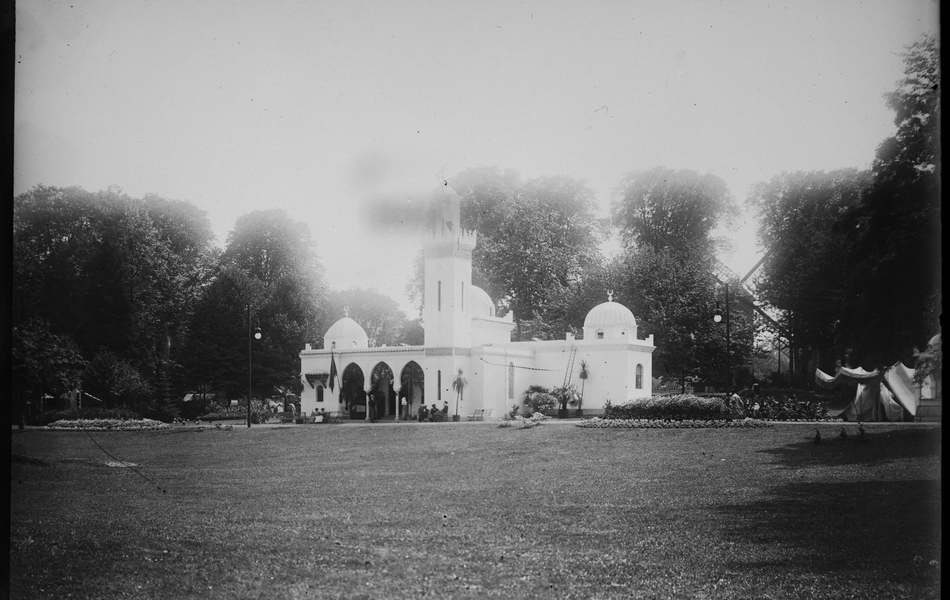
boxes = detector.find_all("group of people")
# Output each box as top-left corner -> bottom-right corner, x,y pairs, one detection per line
418,401 -> 450,422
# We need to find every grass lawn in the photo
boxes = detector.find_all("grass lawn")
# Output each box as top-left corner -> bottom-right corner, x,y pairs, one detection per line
10,421 -> 941,599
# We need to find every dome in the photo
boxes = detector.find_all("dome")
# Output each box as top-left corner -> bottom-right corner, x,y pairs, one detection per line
583,296 -> 638,341
324,316 -> 368,349
470,285 -> 496,317
584,300 -> 637,329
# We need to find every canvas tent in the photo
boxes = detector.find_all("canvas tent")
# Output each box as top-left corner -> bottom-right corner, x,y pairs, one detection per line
815,363 -> 919,422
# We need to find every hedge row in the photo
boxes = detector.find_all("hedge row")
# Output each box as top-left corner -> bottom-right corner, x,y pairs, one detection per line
604,394 -> 734,421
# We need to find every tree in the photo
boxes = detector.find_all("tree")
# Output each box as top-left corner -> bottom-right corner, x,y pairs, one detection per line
452,368 -> 468,419
612,167 -> 737,257
13,185 -> 216,407
216,210 -> 330,398
179,265 -> 265,400
83,349 -> 153,410
12,320 -> 87,423
840,35 -> 941,367
328,288 -> 410,347
453,168 -> 605,331
577,360 -> 590,413
747,169 -> 871,377
551,384 -> 579,418
611,246 -> 754,386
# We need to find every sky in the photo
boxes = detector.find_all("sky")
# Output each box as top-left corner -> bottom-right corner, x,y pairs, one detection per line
15,0 -> 939,317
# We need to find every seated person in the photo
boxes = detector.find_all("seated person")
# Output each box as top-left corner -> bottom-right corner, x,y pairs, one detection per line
429,403 -> 443,422
441,402 -> 449,418
417,404 -> 428,422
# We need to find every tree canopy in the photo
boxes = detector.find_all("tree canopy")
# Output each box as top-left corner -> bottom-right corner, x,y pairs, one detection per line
327,287 -> 414,347
452,167 -> 605,333
611,167 -> 736,256
750,35 -> 940,372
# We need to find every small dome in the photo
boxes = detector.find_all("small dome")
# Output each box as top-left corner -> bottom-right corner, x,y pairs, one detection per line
324,316 -> 368,349
470,285 -> 495,317
584,301 -> 637,329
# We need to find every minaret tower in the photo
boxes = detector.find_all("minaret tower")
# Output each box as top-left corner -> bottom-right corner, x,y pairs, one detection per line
421,183 -> 477,407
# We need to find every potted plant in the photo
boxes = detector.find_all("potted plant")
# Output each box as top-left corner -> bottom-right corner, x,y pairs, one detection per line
553,384 -> 579,418
452,368 -> 467,422
576,360 -> 589,417
522,385 -> 557,416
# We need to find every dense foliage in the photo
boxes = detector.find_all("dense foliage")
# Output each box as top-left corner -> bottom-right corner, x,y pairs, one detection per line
521,385 -> 558,414
749,35 -> 940,373
451,168 -> 607,336
612,167 -> 736,257
604,394 -> 734,421
741,393 -> 834,422
12,188 -> 330,423
200,400 -> 273,424
327,287 -> 419,347
608,247 -> 755,386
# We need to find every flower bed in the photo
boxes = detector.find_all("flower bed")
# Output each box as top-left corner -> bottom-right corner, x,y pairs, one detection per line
45,418 -> 171,431
576,417 -> 773,429
498,412 -> 548,429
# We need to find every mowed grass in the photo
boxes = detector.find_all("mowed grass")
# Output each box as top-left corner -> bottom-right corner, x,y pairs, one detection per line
10,421 -> 941,600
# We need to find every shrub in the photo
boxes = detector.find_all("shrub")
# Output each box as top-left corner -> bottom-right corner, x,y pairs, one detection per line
203,399 -> 272,424
604,394 -> 732,421
42,407 -> 140,426
522,385 -> 557,414
746,393 -> 835,421
551,384 -> 579,409
139,398 -> 181,423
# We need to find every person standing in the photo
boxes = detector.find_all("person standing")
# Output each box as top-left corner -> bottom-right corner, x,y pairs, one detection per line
401,394 -> 409,420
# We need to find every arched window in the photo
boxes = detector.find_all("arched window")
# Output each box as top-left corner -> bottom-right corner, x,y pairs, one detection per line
508,363 -> 515,399
636,364 -> 643,389
596,330 -> 604,339
317,386 -> 324,403
438,281 -> 442,311
438,370 -> 442,400
461,281 -> 464,310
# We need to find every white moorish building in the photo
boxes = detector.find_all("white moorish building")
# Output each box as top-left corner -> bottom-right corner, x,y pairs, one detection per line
299,184 -> 655,420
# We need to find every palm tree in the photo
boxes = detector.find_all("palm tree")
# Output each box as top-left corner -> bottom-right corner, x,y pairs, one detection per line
577,360 -> 590,416
452,368 -> 467,420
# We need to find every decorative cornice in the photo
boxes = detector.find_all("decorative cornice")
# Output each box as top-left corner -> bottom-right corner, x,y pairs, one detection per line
300,346 -> 425,356
424,347 -> 472,357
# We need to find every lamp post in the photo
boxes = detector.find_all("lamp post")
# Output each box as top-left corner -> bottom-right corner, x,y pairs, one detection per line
247,303 -> 262,428
713,282 -> 731,395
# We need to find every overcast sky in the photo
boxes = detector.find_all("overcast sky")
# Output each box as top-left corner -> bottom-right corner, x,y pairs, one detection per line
15,0 -> 938,316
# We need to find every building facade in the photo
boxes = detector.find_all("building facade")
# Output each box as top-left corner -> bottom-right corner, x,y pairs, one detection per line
299,184 -> 655,420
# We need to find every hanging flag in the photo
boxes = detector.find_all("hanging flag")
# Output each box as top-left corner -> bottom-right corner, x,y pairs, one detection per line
329,352 -> 338,392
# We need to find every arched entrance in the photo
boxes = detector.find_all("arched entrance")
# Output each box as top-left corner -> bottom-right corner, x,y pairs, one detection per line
370,362 -> 395,420
341,363 -> 366,420
400,361 -> 425,420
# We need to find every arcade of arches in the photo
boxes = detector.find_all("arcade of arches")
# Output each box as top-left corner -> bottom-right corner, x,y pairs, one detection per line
323,358 -> 425,421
